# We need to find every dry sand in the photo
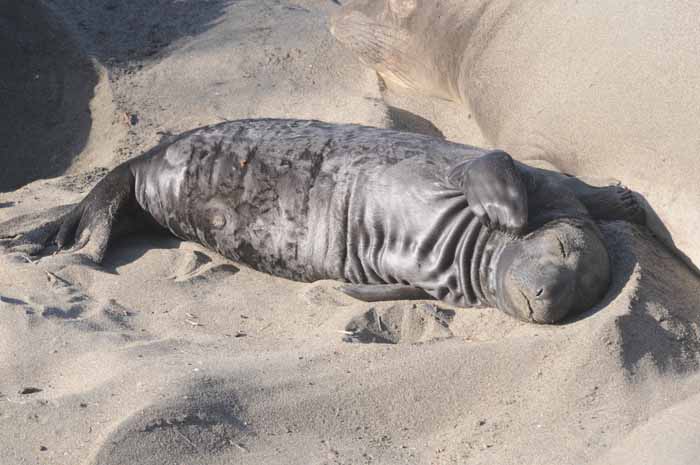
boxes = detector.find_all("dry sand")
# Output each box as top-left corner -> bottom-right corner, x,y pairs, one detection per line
1,1 -> 699,464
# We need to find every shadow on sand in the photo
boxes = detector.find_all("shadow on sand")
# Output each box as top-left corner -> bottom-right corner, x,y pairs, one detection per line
0,0 -> 96,191
0,0 -> 236,192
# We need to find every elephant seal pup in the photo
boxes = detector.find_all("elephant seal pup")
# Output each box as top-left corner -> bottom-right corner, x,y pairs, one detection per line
0,119 -> 643,323
331,0 -> 700,270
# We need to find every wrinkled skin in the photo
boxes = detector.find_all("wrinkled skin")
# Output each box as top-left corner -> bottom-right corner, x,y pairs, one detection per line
0,119 -> 643,323
331,0 -> 700,271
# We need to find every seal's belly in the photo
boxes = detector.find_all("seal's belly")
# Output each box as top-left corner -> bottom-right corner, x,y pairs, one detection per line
134,120 -> 366,281
198,151 -> 321,280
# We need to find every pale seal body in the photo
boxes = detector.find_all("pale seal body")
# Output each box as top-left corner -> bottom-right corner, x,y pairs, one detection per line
331,0 -> 700,270
1,119 -> 644,323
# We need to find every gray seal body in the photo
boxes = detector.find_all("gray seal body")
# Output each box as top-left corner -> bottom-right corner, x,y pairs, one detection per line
1,119 -> 644,323
133,119 -> 509,307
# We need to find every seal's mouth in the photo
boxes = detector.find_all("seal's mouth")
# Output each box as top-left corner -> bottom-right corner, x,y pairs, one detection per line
494,219 -> 611,324
496,259 -> 577,323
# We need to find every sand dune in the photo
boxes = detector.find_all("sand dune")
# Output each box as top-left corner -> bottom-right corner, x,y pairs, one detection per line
1,1 -> 699,464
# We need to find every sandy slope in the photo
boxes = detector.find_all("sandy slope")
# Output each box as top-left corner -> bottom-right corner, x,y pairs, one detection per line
1,1 -> 699,464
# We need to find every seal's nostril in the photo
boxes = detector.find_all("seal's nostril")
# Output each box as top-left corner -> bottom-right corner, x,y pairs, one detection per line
536,288 -> 544,298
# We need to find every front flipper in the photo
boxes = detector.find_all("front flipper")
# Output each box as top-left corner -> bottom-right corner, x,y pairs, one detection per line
339,284 -> 435,303
561,177 -> 646,225
0,163 -> 137,263
447,150 -> 528,235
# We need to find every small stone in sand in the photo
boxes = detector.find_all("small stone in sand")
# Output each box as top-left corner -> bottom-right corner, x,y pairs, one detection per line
19,387 -> 42,395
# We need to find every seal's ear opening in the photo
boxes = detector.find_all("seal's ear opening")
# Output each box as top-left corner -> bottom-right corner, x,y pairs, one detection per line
495,220 -> 611,324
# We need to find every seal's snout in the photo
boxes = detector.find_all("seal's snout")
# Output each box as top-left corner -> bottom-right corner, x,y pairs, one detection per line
329,1 -> 377,48
495,220 -> 610,324
514,267 -> 577,323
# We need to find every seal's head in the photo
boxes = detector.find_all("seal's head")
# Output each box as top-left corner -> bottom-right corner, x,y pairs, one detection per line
494,219 -> 610,324
329,0 -> 455,100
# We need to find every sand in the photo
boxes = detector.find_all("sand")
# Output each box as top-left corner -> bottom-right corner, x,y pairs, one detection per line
1,1 -> 699,464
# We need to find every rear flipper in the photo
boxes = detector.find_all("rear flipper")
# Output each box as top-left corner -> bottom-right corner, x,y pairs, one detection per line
0,204 -> 77,256
0,163 -> 138,264
561,177 -> 646,225
339,283 -> 435,303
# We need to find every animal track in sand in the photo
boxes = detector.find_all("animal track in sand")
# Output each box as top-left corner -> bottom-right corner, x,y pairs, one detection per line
300,282 -> 351,307
344,303 -> 454,344
39,271 -> 87,319
4,266 -> 143,335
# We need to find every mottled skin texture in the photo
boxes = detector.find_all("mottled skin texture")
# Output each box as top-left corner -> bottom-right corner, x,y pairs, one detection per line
0,119 -> 643,323
331,0 -> 700,271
